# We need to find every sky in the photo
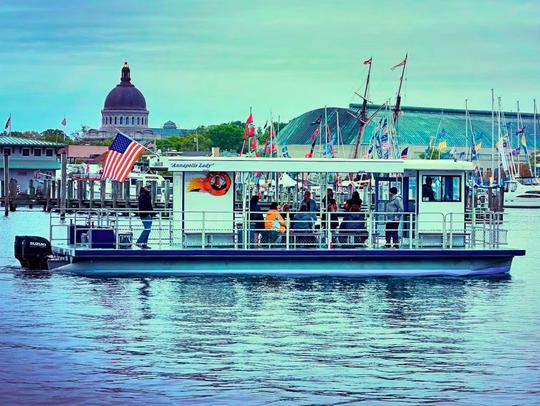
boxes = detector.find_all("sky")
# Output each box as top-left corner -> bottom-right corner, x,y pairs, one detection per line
1,0 -> 539,134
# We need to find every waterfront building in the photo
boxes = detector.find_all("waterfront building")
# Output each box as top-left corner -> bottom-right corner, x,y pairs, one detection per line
277,104 -> 538,172
0,136 -> 65,194
82,62 -> 191,142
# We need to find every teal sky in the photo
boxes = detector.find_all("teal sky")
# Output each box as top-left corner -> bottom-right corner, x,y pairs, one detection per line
1,0 -> 539,134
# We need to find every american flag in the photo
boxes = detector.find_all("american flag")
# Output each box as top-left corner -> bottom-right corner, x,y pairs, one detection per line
101,133 -> 144,182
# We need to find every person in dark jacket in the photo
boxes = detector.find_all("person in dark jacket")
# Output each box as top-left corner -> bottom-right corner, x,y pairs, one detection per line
136,184 -> 154,249
249,195 -> 264,247
339,204 -> 366,247
344,191 -> 362,211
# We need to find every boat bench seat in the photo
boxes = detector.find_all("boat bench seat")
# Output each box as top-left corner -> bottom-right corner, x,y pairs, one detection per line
418,231 -> 468,248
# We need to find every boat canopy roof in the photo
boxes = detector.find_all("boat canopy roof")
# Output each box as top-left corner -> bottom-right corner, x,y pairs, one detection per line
150,156 -> 474,173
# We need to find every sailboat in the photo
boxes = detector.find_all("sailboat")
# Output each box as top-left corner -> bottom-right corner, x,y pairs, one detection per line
498,99 -> 540,208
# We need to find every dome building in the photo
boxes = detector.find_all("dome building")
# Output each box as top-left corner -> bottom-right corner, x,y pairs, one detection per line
100,62 -> 149,133
82,62 -> 191,142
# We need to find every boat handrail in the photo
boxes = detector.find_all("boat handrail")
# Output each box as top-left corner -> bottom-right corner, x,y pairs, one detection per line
48,207 -> 506,251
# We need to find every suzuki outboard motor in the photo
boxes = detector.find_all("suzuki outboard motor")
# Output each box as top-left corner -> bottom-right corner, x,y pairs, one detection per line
14,236 -> 52,270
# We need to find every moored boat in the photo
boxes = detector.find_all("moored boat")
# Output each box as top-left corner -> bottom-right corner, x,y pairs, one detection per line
16,156 -> 525,276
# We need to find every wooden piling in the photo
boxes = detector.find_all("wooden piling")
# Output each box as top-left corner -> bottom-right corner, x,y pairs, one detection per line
3,152 -> 8,217
124,181 -> 130,208
89,181 -> 95,209
112,181 -> 118,208
60,151 -> 67,218
100,180 -> 106,208
44,179 -> 50,211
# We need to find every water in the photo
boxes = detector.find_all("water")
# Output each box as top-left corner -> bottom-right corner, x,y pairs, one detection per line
1,210 -> 539,405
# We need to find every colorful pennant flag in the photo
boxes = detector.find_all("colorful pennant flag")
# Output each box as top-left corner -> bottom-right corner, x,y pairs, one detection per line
363,57 -> 372,65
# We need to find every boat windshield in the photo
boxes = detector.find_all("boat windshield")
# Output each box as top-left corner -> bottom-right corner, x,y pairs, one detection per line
518,177 -> 539,186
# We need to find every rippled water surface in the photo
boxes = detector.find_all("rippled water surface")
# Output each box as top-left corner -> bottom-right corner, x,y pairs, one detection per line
1,210 -> 540,405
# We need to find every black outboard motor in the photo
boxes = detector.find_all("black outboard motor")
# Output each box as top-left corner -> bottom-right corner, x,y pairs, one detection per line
14,236 -> 52,270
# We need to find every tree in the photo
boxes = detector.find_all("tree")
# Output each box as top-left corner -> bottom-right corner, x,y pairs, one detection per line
156,134 -> 211,152
198,122 -> 244,152
40,129 -> 67,143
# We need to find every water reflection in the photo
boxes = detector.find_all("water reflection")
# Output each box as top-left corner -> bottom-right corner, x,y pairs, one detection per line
0,210 -> 538,404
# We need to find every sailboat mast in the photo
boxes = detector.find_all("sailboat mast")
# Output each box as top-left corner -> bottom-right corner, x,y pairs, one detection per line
534,99 -> 538,178
391,54 -> 407,159
352,59 -> 372,159
392,53 -> 407,127
491,89 -> 495,184
465,99 -> 469,161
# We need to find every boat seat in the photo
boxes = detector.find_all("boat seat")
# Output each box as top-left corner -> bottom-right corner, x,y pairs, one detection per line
418,231 -> 468,248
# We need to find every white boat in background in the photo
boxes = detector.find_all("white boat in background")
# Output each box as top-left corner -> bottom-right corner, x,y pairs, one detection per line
504,178 -> 540,208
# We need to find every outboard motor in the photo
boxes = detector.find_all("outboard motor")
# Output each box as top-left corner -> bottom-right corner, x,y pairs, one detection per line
14,236 -> 52,270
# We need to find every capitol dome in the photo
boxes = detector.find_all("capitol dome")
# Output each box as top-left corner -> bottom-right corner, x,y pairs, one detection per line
100,62 -> 149,130
163,120 -> 177,129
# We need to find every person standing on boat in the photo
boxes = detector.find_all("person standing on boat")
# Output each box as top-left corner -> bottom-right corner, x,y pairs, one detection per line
136,184 -> 154,249
249,195 -> 264,247
422,176 -> 436,202
385,187 -> 404,248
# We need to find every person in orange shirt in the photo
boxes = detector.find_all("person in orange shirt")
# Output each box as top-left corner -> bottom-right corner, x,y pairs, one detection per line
265,202 -> 287,244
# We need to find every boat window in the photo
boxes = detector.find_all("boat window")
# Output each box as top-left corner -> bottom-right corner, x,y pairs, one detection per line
422,175 -> 461,202
517,194 -> 540,199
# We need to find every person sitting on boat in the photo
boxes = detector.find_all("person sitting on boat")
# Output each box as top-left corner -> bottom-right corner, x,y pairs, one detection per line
339,204 -> 366,247
136,184 -> 154,249
299,190 -> 317,213
385,187 -> 404,248
264,202 -> 287,245
344,191 -> 362,211
249,195 -> 264,247
422,176 -> 436,202
292,203 -> 316,247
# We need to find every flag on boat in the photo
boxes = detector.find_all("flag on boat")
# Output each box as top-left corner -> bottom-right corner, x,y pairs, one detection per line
511,147 -> 521,156
309,126 -> 320,142
520,134 -> 528,154
61,117 -> 67,127
437,140 -> 448,151
101,132 -> 145,182
363,57 -> 372,65
391,56 -> 407,71
311,115 -> 322,125
516,126 -> 526,135
4,115 -> 11,130
400,147 -> 409,159
281,145 -> 290,158
243,113 -> 255,139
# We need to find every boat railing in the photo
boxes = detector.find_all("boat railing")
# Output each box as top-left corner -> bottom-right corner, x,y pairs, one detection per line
48,208 -> 507,250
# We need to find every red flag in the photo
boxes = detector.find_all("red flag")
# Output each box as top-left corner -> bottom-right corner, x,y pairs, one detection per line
61,117 -> 67,126
363,57 -> 372,65
309,127 -> 320,142
4,115 -> 11,130
250,137 -> 257,151
391,56 -> 407,71
243,112 -> 255,139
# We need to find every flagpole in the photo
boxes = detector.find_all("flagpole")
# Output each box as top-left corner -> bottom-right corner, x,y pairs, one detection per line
113,128 -> 158,155
491,89 -> 495,184
465,99 -> 469,161
534,98 -> 537,178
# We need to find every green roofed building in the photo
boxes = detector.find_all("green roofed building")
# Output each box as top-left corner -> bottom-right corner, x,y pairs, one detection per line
0,136 -> 65,195
276,104 -> 538,171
